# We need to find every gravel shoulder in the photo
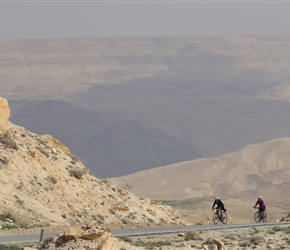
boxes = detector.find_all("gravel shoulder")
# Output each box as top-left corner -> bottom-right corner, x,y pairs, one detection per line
121,224 -> 290,249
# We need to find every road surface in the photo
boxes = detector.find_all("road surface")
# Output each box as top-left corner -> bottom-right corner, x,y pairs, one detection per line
1,222 -> 290,246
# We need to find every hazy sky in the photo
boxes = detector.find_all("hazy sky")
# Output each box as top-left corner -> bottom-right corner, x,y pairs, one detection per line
0,1 -> 289,39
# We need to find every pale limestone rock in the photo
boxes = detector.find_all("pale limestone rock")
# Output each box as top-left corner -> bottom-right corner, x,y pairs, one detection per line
118,189 -> 128,196
209,245 -> 218,250
85,220 -> 98,229
97,234 -> 120,250
113,202 -> 129,212
64,226 -> 84,240
43,134 -> 70,155
81,227 -> 106,240
0,97 -> 10,132
213,238 -> 227,250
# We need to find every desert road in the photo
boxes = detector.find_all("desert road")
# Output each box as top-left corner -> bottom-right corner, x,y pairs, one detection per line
1,222 -> 290,246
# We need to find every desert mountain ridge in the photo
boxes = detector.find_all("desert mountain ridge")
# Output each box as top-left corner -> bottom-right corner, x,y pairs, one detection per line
1,33 -> 290,100
0,97 -> 186,231
109,137 -> 290,202
3,33 -> 290,178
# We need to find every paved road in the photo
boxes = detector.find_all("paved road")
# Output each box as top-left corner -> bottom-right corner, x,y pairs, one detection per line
1,222 -> 290,246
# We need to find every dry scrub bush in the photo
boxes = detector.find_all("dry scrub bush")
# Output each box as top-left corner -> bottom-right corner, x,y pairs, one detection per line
133,239 -> 171,249
185,230 -> 202,241
39,236 -> 54,249
16,198 -> 25,206
272,225 -> 282,232
17,217 -> 30,228
69,169 -> 84,179
1,211 -> 16,222
0,132 -> 18,150
249,235 -> 263,245
282,226 -> 290,234
69,153 -> 83,165
36,146 -> 49,157
47,175 -> 57,184
0,157 -> 9,166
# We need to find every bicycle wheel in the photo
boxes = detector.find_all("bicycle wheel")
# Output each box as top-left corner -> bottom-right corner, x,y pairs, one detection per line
261,212 -> 267,223
221,212 -> 228,224
254,212 -> 260,223
213,212 -> 219,225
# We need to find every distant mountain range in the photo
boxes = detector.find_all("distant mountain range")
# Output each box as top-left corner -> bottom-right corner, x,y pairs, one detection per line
2,33 -> 290,177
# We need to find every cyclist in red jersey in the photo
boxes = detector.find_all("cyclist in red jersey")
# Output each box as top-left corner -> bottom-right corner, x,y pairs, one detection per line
253,196 -> 266,219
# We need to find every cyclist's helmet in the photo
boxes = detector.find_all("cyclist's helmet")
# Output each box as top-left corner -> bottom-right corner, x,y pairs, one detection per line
258,196 -> 262,199
215,196 -> 219,200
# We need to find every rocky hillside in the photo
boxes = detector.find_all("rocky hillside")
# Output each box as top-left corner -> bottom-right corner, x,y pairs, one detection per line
0,97 -> 186,230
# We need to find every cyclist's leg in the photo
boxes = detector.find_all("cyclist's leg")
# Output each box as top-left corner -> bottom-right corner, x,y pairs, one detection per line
220,206 -> 225,220
258,207 -> 264,220
218,208 -> 223,221
217,207 -> 221,220
260,206 -> 265,218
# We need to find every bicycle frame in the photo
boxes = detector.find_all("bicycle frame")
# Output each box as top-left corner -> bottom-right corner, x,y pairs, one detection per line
254,207 -> 267,223
213,208 -> 227,225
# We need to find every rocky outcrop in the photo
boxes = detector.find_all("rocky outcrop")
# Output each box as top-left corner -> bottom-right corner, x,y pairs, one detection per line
277,212 -> 290,222
39,222 -> 128,250
0,97 -> 10,132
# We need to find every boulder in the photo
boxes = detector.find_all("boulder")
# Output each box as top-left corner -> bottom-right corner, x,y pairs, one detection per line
213,238 -> 227,250
97,235 -> 120,250
0,97 -> 10,132
64,226 -> 84,240
81,228 -> 106,240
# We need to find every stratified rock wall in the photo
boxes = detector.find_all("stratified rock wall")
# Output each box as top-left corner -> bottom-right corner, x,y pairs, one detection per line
1,34 -> 290,98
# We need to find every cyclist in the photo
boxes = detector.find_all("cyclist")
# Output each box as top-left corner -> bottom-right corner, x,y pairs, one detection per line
253,196 -> 266,220
212,197 -> 226,221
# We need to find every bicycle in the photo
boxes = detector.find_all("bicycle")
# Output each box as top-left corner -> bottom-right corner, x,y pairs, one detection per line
254,207 -> 267,223
213,208 -> 228,225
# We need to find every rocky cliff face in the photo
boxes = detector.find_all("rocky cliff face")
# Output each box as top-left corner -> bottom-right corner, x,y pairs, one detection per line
0,97 -> 10,132
0,97 -> 186,230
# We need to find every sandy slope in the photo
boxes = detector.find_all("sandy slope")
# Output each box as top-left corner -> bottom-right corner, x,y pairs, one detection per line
109,137 -> 290,201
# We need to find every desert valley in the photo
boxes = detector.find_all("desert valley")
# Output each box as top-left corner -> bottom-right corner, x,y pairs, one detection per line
1,33 -> 290,249
2,96 -> 290,249
2,34 -> 290,178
